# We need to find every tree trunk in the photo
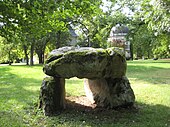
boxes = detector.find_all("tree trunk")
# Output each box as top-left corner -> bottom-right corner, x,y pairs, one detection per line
130,42 -> 133,60
23,45 -> 29,65
42,52 -> 44,64
8,51 -> 12,65
37,51 -> 43,64
30,43 -> 34,66
147,50 -> 150,59
35,39 -> 46,64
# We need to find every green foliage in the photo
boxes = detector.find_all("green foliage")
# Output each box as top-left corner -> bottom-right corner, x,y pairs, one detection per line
76,9 -> 129,48
0,36 -> 24,64
117,0 -> 170,58
0,0 -> 105,64
115,0 -> 169,35
0,0 -> 170,63
152,34 -> 170,58
140,0 -> 170,33
0,37 -> 8,63
128,24 -> 155,58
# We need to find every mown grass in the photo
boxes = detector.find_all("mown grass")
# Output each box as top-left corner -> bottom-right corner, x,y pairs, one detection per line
0,60 -> 170,127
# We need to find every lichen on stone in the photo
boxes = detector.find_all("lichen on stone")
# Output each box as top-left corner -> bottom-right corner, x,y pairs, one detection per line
39,46 -> 135,116
43,47 -> 126,79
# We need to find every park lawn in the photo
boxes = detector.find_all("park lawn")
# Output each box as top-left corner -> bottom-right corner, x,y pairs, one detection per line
0,60 -> 170,127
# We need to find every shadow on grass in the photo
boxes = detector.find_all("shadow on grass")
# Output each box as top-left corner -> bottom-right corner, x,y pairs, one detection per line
0,66 -> 43,126
0,66 -> 42,108
128,59 -> 170,64
0,110 -> 27,127
127,65 -> 170,85
42,99 -> 170,127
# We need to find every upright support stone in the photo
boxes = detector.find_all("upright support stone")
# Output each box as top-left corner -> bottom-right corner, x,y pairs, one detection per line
84,76 -> 135,108
39,76 -> 65,116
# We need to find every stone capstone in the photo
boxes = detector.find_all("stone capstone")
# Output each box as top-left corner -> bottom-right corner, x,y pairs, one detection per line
43,46 -> 126,79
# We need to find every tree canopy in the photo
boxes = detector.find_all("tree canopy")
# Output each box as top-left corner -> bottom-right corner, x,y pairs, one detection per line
0,0 -> 169,65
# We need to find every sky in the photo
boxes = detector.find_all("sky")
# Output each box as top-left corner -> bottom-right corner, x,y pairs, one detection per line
101,0 -> 134,16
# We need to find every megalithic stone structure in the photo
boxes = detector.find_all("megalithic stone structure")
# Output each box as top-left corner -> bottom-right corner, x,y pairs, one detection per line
39,46 -> 135,116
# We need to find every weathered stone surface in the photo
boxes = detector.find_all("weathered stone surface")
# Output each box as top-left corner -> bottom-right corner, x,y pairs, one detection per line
43,46 -> 126,79
39,76 -> 65,116
84,77 -> 135,108
39,46 -> 135,116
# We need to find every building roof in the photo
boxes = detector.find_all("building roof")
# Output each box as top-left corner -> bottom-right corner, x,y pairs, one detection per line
110,24 -> 129,36
69,26 -> 78,37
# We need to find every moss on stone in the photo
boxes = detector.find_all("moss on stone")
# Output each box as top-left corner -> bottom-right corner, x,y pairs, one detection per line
39,76 -> 65,116
44,47 -> 127,79
40,47 -> 134,116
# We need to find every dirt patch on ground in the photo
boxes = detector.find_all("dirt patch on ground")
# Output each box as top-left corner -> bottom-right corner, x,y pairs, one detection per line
66,96 -> 97,110
65,96 -> 117,116
65,95 -> 138,114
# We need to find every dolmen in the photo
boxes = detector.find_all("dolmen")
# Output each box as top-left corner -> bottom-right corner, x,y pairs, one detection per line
39,46 -> 135,116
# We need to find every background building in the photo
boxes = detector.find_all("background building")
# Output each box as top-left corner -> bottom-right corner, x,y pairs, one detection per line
108,24 -> 131,59
69,26 -> 78,46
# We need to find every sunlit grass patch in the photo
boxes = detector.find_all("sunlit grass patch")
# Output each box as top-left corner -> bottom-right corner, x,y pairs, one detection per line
66,77 -> 85,96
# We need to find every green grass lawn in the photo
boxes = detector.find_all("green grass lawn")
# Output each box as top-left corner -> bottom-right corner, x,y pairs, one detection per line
0,60 -> 170,127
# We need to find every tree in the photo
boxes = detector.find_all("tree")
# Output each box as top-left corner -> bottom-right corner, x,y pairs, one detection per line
130,24 -> 155,58
0,36 -> 23,64
112,0 -> 170,58
140,0 -> 170,33
152,34 -> 170,58
139,0 -> 170,58
1,0 -> 107,65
